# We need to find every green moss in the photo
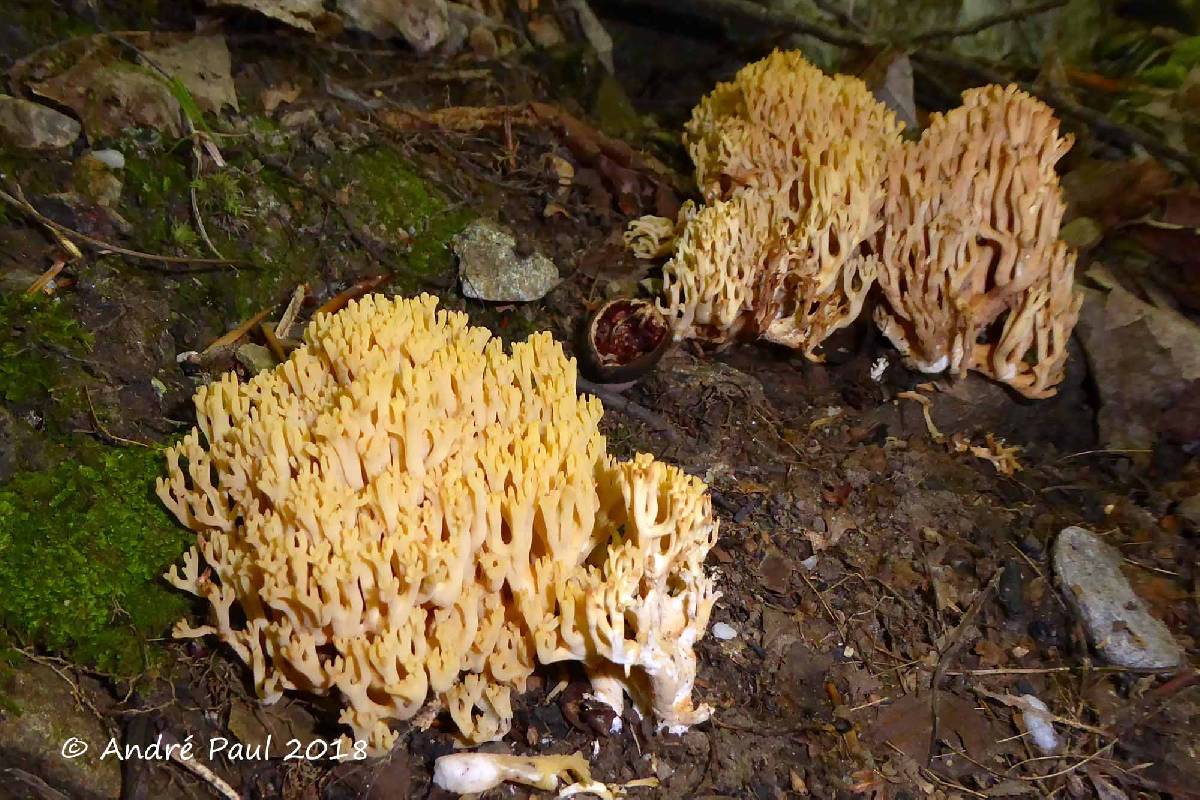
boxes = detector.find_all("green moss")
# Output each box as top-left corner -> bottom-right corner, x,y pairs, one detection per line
0,294 -> 92,410
0,445 -> 191,676
591,73 -> 646,141
330,147 -> 473,280
118,135 -> 312,318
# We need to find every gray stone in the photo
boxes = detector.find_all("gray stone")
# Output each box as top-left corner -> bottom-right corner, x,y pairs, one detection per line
236,343 -> 276,375
0,662 -> 121,799
453,219 -> 560,302
1053,526 -> 1184,669
0,96 -> 81,150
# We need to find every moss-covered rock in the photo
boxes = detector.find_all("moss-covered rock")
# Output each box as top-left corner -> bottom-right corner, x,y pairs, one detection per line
0,445 -> 191,676
329,146 -> 474,280
0,293 -> 92,415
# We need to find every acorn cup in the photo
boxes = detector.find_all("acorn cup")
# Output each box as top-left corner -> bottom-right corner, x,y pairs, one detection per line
577,298 -> 673,386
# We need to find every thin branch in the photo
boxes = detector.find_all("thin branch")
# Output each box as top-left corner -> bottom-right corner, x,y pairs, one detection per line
607,0 -> 1200,180
577,377 -> 681,441
909,0 -> 1067,44
928,568 -> 1003,767
0,186 -> 245,269
108,33 -> 230,262
599,0 -> 873,48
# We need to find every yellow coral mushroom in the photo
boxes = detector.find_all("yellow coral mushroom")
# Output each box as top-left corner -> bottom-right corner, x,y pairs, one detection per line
875,84 -> 1082,398
157,294 -> 719,754
648,49 -> 904,355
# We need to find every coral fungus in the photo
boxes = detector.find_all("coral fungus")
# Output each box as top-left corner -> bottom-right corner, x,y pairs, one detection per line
874,84 -> 1082,398
651,50 -> 904,354
157,293 -> 719,754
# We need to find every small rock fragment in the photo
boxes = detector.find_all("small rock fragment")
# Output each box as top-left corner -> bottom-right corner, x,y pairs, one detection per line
236,343 -> 276,375
711,622 -> 736,640
453,219 -> 560,302
0,662 -> 123,798
1053,526 -> 1183,669
280,108 -> 319,129
0,95 -> 81,149
89,148 -> 125,169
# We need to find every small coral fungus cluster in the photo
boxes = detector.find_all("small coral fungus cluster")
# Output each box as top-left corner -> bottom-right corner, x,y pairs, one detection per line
628,50 -> 1083,399
157,294 -> 718,754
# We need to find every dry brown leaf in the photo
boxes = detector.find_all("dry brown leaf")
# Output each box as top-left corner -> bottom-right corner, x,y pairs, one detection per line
25,34 -> 237,138
336,0 -> 449,53
869,691 -> 996,765
139,34 -> 238,114
261,81 -> 301,113
203,0 -> 338,33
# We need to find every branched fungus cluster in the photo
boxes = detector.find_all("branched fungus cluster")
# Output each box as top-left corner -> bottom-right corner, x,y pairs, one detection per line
158,294 -> 719,754
632,51 -> 1083,398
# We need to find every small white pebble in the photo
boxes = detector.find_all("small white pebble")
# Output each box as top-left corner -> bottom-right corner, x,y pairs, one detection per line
800,555 -> 819,571
1019,695 -> 1060,753
870,356 -> 889,382
712,622 -> 737,640
89,148 -> 125,169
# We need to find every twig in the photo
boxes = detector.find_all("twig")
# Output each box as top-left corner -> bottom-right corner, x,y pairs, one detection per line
600,0 -> 872,47
577,377 -> 681,442
314,274 -> 391,316
190,178 -> 226,261
203,305 -> 275,354
947,665 -> 1173,675
168,751 -> 240,800
358,67 -> 494,91
1057,448 -> 1152,461
259,157 -> 452,288
108,33 -> 229,261
259,322 -> 289,363
84,387 -> 154,448
2,769 -> 71,800
26,257 -> 67,295
0,186 -> 244,268
711,717 -> 825,737
275,284 -> 307,340
909,0 -> 1067,43
797,568 -> 849,643
928,568 -> 1003,767
1009,740 -> 1118,781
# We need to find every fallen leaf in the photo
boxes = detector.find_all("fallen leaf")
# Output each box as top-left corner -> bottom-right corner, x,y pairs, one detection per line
336,0 -> 449,53
261,81 -> 301,113
24,33 -> 237,138
869,691 -> 995,764
863,50 -> 916,129
139,34 -> 238,114
1061,157 -> 1173,230
203,0 -> 338,33
543,201 -> 571,219
973,637 -> 1007,668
